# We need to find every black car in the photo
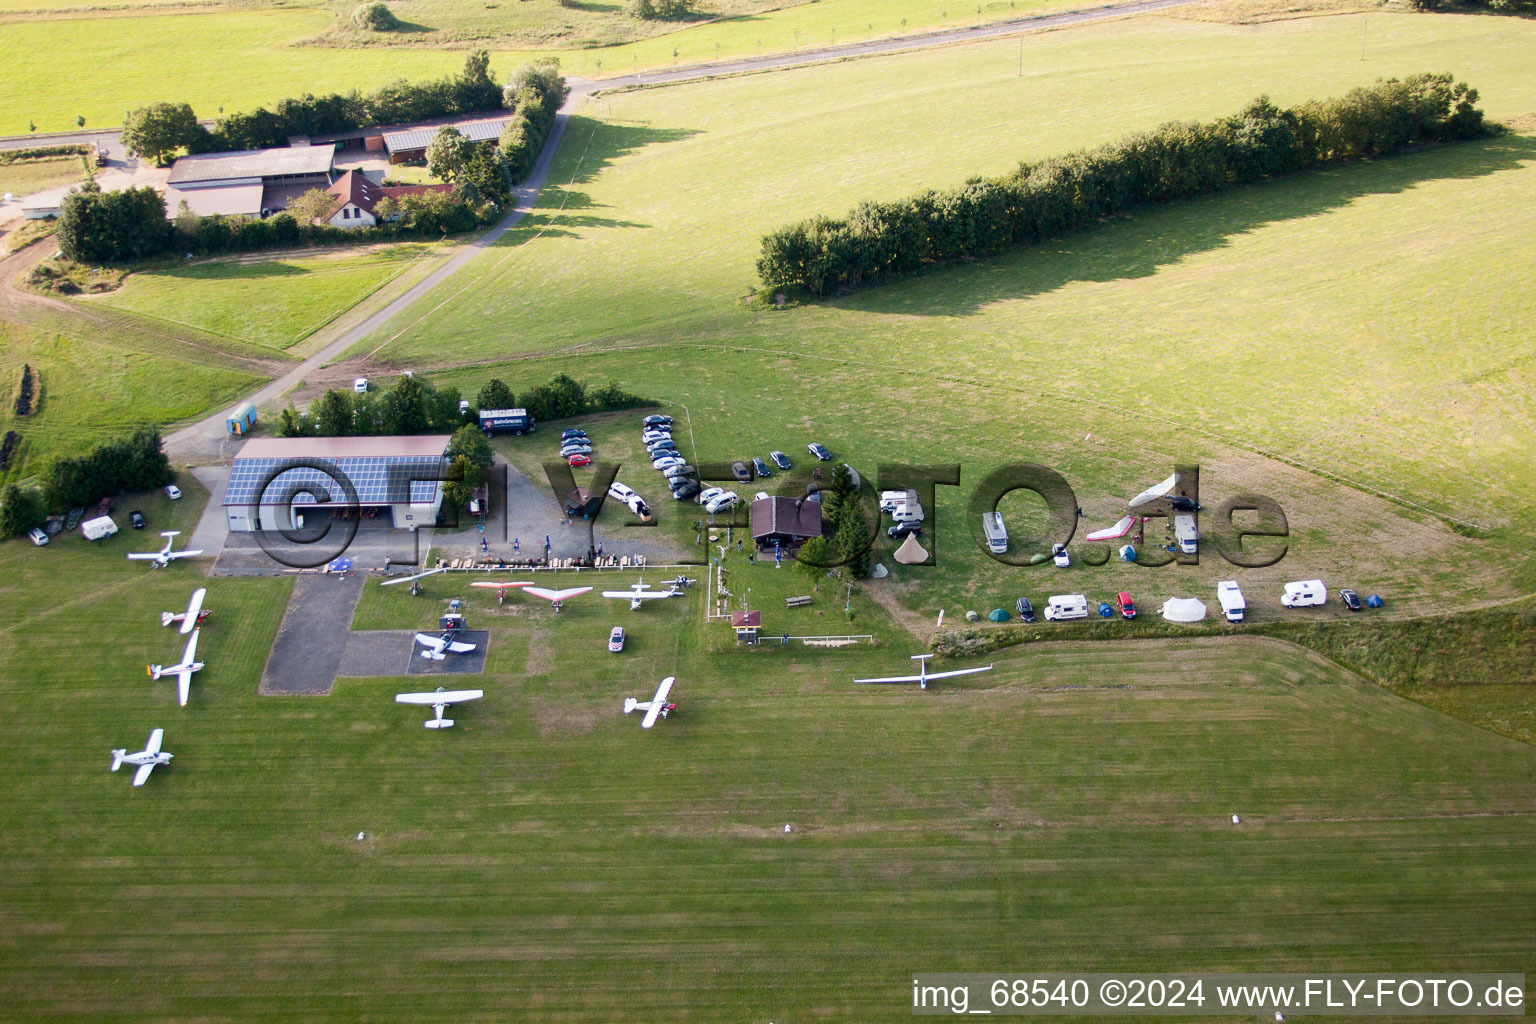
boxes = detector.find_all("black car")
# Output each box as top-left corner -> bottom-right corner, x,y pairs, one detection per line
672,480 -> 701,500
769,450 -> 792,471
1168,495 -> 1199,512
560,429 -> 588,441
129,509 -> 146,529
647,440 -> 678,453
752,457 -> 771,478
1340,588 -> 1362,611
888,522 -> 922,538
731,461 -> 752,483
807,442 -> 833,461
1016,597 -> 1035,623
642,414 -> 672,426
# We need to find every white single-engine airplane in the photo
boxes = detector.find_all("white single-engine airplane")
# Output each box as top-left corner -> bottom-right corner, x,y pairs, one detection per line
380,567 -> 447,587
111,728 -> 172,787
854,654 -> 993,690
623,675 -> 677,728
395,686 -> 484,729
127,531 -> 203,569
523,585 -> 593,613
601,580 -> 683,610
148,629 -> 204,706
160,587 -> 209,633
415,631 -> 478,661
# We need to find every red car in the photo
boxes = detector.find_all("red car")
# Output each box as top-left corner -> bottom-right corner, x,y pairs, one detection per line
567,453 -> 592,467
1115,591 -> 1137,619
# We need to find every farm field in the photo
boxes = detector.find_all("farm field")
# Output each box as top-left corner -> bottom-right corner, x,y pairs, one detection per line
99,243 -> 439,353
356,12 -> 1536,597
1,519 -> 1534,1019
0,155 -> 88,197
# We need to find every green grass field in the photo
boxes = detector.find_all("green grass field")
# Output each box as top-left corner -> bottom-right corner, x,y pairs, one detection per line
99,243 -> 436,352
0,154 -> 88,196
1,520 -> 1533,1019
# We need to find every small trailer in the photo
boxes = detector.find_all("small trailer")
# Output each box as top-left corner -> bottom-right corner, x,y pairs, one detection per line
81,515 -> 119,542
226,401 -> 258,436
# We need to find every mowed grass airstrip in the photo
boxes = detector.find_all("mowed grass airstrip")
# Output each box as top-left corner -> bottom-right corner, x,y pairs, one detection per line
2,8 -> 1535,1021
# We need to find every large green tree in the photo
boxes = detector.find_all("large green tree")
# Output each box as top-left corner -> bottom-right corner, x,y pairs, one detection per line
0,483 -> 44,537
426,126 -> 473,183
121,103 -> 203,166
477,379 -> 513,410
56,184 -> 169,265
383,375 -> 433,434
312,389 -> 354,436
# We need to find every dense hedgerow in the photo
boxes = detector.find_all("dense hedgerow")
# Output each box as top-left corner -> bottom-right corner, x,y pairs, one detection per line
758,74 -> 1491,297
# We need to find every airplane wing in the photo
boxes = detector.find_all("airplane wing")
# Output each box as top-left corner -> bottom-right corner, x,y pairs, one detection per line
177,670 -> 192,706
601,590 -> 673,600
922,665 -> 995,681
181,589 -> 206,634
414,633 -> 447,653
382,568 -> 447,587
652,676 -> 674,704
446,640 -> 477,653
183,630 -> 200,663
853,674 -> 926,684
166,549 -> 203,560
525,586 -> 593,603
1129,473 -> 1180,508
145,728 -> 163,756
133,762 -> 156,787
1084,515 -> 1135,542
471,581 -> 534,589
127,553 -> 160,561
395,689 -> 484,705
641,702 -> 665,728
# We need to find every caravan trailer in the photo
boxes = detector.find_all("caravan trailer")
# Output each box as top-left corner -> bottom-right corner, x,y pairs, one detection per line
1281,579 -> 1327,608
981,511 -> 1008,553
1044,594 -> 1089,621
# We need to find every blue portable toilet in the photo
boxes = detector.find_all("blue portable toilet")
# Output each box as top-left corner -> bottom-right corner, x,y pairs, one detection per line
226,402 -> 258,436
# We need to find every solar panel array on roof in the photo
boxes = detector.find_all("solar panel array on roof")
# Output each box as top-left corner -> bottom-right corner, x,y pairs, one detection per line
224,455 -> 444,507
383,119 -> 509,153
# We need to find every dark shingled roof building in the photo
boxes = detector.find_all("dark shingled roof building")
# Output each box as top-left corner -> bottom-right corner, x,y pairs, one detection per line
750,496 -> 822,553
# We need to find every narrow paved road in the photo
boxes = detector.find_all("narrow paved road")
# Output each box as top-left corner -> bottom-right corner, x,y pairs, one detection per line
137,0 -> 1202,458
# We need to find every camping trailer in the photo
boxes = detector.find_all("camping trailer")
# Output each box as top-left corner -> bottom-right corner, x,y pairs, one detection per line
1280,579 -> 1327,608
81,515 -> 119,542
1044,594 -> 1089,621
981,511 -> 1008,553
1174,513 -> 1199,554
879,489 -> 918,513
1216,581 -> 1246,622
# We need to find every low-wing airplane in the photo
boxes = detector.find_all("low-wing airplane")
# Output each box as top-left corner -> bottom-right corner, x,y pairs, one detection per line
380,567 -> 447,588
523,585 -> 593,613
395,686 -> 484,729
148,629 -> 203,706
160,587 -> 209,634
111,728 -> 172,786
854,654 -> 993,690
470,580 -> 534,604
622,675 -> 677,728
127,531 -> 203,569
415,631 -> 478,661
601,580 -> 683,610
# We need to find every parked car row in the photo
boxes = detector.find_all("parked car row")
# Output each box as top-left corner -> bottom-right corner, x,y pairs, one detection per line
560,428 -> 593,467
638,415 -> 701,503
1005,580 -> 1371,625
880,488 -> 924,538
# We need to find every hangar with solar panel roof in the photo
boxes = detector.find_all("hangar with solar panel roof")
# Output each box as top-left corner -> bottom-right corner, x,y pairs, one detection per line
224,436 -> 451,532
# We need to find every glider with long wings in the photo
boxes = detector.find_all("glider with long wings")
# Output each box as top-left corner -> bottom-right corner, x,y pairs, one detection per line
854,654 -> 993,690
395,687 -> 484,729
380,567 -> 447,587
601,581 -> 683,610
148,629 -> 203,706
523,585 -> 593,613
127,531 -> 203,569
415,632 -> 478,661
1128,473 -> 1179,509
160,588 -> 208,634
622,676 -> 677,728
111,728 -> 172,787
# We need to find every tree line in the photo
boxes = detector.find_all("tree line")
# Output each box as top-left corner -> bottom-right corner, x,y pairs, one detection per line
274,372 -> 647,439
757,73 -> 1492,297
1,428 -> 173,536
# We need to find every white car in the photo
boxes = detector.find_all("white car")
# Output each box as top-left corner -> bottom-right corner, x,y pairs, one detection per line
704,491 -> 739,514
607,482 -> 636,503
696,486 -> 726,506
164,485 -> 182,500
641,427 -> 671,441
27,527 -> 49,546
1052,543 -> 1071,568
652,455 -> 685,471
560,443 -> 593,456
353,377 -> 368,393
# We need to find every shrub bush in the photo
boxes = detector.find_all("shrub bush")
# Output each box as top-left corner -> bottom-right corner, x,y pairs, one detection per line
759,74 -> 1492,297
351,1 -> 399,30
15,365 -> 34,417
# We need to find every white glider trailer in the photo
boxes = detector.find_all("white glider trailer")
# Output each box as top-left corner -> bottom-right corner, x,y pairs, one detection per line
1281,579 -> 1328,608
1216,581 -> 1246,622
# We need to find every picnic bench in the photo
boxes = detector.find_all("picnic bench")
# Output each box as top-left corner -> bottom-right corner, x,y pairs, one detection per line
785,595 -> 813,608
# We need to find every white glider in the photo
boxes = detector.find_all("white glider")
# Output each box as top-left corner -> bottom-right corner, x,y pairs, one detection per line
523,585 -> 593,613
1084,515 -> 1137,542
395,686 -> 484,729
414,632 -> 478,661
623,676 -> 677,728
147,629 -> 203,706
601,581 -> 683,610
381,567 -> 447,587
1128,473 -> 1179,509
110,728 -> 172,787
127,531 -> 202,569
854,654 -> 993,690
160,587 -> 208,634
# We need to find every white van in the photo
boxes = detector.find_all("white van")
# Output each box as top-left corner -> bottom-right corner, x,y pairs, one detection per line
1044,594 -> 1089,621
1281,579 -> 1327,608
891,501 -> 924,524
1174,513 -> 1199,554
1216,581 -> 1246,622
879,489 -> 918,513
981,511 -> 1008,553
353,377 -> 368,393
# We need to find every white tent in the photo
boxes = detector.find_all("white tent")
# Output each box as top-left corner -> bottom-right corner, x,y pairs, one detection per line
1161,597 -> 1207,623
894,532 -> 928,565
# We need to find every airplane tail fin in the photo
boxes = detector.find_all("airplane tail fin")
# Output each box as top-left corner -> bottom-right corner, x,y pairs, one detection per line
424,718 -> 454,729
419,650 -> 445,661
160,612 -> 177,628
623,698 -> 638,714
147,665 -> 162,680
110,750 -> 126,772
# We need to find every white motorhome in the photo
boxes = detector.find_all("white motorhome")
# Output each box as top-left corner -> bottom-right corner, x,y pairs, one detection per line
1174,513 -> 1199,554
1281,579 -> 1328,608
879,489 -> 918,513
981,511 -> 1008,553
1044,594 -> 1089,621
891,501 -> 924,524
1216,581 -> 1246,622
81,515 -> 119,542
